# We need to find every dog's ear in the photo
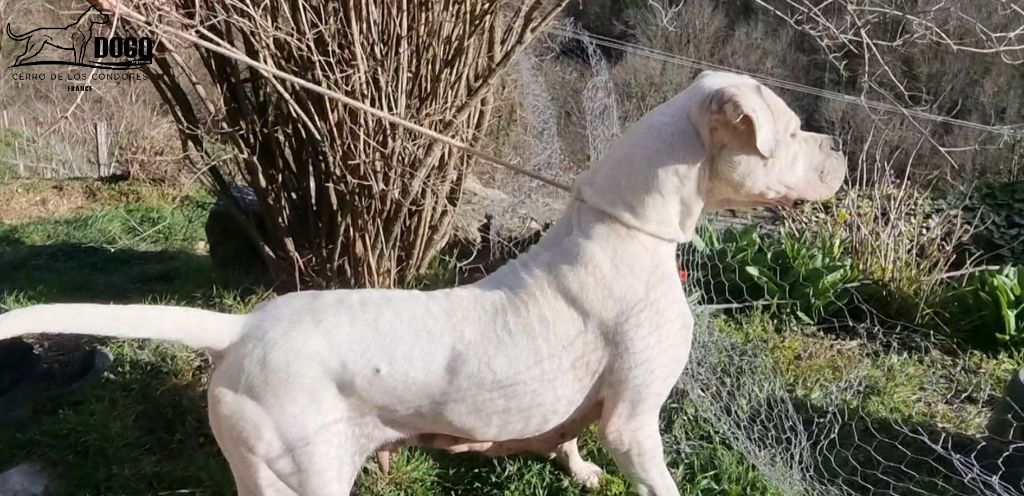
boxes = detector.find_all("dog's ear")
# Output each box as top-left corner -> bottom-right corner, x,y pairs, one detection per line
703,86 -> 777,158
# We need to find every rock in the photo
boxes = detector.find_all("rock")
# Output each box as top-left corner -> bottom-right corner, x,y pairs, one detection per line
0,463 -> 49,496
205,185 -> 267,274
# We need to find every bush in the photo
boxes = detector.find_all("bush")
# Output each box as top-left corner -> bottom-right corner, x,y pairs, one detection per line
696,211 -> 1024,351
145,0 -> 567,290
779,185 -> 977,331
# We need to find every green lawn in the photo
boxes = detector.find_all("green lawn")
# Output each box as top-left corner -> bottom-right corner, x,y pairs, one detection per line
0,180 -> 1014,495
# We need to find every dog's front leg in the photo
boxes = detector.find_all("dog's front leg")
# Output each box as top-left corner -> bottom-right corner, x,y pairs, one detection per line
599,405 -> 679,496
74,32 -> 88,64
552,438 -> 604,489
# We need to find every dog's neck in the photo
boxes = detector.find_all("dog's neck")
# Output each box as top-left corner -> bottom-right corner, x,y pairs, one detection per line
517,198 -> 681,286
573,90 -> 707,244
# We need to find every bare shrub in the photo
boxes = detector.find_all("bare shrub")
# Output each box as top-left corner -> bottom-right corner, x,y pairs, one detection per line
613,0 -> 727,121
575,1 -> 1024,184
129,0 -> 568,289
843,183 -> 971,327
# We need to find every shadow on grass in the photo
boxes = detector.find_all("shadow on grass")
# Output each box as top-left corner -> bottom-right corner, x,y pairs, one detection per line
0,234 -> 263,307
0,236 -> 266,495
0,340 -> 236,496
798,399 -> 1024,496
724,392 -> 1024,495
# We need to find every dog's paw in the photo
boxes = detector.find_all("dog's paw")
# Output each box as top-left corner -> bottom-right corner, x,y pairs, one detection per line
569,460 -> 604,489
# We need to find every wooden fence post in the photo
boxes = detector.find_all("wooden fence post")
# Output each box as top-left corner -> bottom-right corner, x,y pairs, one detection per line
94,120 -> 108,177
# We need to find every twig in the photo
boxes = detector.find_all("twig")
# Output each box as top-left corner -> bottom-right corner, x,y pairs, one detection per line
931,265 -> 1002,280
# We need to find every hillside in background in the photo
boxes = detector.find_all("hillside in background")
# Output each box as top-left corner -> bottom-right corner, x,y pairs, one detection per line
559,0 -> 1024,185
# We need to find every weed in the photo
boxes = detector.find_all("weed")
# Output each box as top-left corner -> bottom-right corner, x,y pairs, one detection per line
798,186 -> 971,328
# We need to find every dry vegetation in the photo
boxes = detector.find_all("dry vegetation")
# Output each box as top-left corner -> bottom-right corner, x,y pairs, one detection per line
3,0 -> 1021,284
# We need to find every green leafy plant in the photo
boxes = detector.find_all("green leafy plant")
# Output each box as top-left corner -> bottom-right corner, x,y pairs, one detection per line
801,187 -> 971,328
697,223 -> 861,324
937,181 -> 1024,266
940,266 -> 1024,349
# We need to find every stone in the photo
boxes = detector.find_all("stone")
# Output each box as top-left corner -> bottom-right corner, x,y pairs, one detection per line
205,185 -> 267,274
453,175 -> 559,243
0,463 -> 49,496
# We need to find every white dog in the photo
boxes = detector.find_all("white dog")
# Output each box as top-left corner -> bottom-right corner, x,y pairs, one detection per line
0,71 -> 845,496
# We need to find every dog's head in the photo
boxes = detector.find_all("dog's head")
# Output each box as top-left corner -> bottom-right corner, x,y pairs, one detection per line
575,70 -> 847,243
85,6 -> 110,26
688,71 -> 846,211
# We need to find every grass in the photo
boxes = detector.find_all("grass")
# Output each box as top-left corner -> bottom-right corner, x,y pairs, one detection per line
0,182 -> 265,495
1,179 -> 1015,495
0,180 -> 777,495
706,311 -> 1024,494
713,312 -> 1017,433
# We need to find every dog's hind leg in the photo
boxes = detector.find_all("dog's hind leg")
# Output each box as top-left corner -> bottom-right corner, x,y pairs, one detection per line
209,387 -> 300,495
76,40 -> 87,64
72,31 -> 90,64
223,450 -> 299,496
211,386 -> 373,495
14,40 -> 46,66
289,434 -> 365,496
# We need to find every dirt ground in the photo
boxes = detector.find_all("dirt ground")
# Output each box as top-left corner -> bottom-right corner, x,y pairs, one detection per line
0,179 -> 189,224
0,180 -> 99,224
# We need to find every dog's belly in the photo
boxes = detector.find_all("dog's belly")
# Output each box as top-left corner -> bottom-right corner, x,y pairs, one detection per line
352,318 -> 610,441
373,338 -> 608,441
436,374 -> 602,440
386,398 -> 603,456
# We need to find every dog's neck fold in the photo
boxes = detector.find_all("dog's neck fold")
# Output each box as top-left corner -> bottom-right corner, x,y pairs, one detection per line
573,90 -> 706,244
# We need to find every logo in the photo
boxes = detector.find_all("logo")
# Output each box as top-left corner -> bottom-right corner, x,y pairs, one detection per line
5,6 -> 152,70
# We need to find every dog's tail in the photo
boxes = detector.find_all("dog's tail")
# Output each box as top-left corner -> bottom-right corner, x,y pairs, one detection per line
5,23 -> 29,41
0,304 -> 246,352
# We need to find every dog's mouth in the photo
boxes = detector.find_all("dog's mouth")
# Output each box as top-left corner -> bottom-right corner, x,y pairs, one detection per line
772,197 -> 796,209
773,198 -> 809,210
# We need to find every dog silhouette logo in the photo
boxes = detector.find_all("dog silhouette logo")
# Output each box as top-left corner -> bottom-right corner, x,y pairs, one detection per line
5,6 -> 152,69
